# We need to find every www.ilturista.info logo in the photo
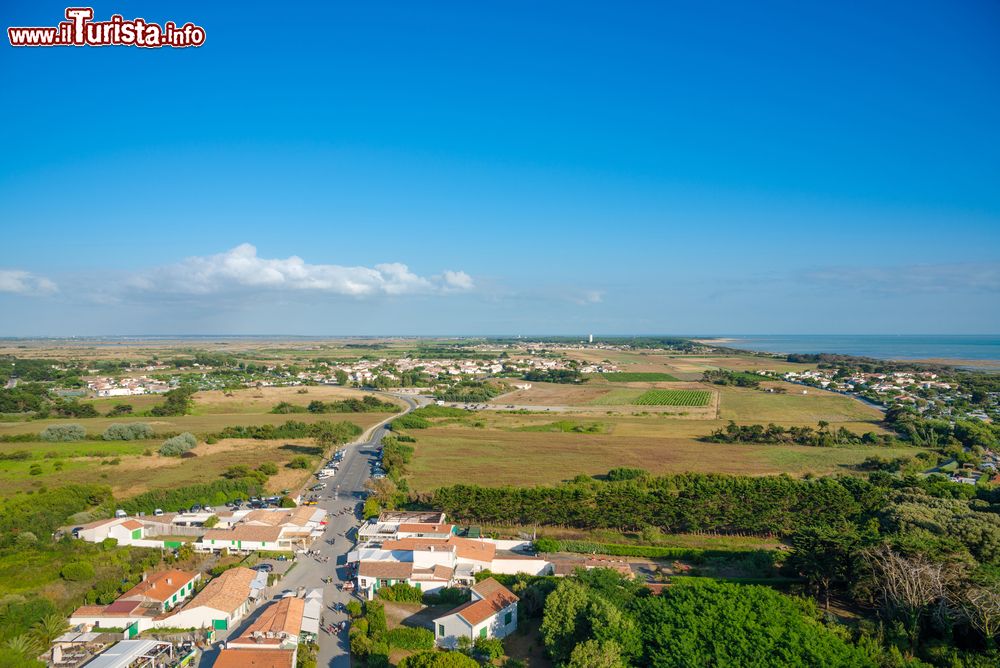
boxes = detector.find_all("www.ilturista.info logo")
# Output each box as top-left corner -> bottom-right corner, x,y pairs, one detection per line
8,7 -> 206,48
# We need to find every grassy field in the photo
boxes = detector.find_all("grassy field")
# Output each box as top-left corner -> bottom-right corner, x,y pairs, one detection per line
405,380 -> 895,490
0,386 -> 399,499
405,423 -> 915,489
715,383 -> 882,423
496,380 -> 718,414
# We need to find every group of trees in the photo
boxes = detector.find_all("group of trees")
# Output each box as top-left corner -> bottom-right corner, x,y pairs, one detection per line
271,395 -> 398,415
211,419 -> 361,445
886,406 -> 999,450
117,478 -> 263,515
150,386 -> 195,417
701,369 -> 765,388
706,420 -> 894,447
524,369 -> 584,384
541,571 -> 870,667
433,381 -> 503,403
351,598 -> 435,665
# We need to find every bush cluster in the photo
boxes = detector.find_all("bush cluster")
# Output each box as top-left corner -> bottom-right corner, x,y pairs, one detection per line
102,422 -> 154,441
159,432 -> 197,456
39,424 -> 87,442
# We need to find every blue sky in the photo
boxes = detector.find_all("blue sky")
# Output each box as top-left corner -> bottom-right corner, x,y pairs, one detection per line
1,0 -> 998,336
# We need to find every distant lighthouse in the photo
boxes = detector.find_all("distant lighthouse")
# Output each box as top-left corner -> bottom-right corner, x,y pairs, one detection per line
588,334 -> 594,343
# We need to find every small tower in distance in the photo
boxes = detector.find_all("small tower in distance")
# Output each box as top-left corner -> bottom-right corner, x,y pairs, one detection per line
588,334 -> 594,343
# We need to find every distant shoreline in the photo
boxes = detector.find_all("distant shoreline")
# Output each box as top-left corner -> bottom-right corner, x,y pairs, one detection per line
696,336 -> 1000,370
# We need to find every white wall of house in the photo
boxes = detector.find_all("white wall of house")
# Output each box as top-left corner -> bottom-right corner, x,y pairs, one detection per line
434,612 -> 473,649
201,538 -> 284,552
68,614 -> 155,633
489,558 -> 551,576
160,600 -> 250,631
434,602 -> 517,648
108,524 -> 143,543
412,551 -> 456,569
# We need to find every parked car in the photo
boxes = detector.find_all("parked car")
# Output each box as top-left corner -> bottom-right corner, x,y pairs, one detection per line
115,509 -> 127,518
153,508 -> 164,516
252,563 -> 274,573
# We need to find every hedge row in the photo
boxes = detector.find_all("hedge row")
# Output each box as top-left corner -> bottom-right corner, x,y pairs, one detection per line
540,538 -> 771,562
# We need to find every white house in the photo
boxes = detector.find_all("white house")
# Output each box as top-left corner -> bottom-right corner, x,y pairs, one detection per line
159,567 -> 259,631
434,578 -> 518,648
69,570 -> 201,633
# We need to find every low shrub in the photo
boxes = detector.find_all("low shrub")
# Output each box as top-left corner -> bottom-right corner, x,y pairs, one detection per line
39,424 -> 87,442
422,587 -> 470,606
377,582 -> 423,603
386,626 -> 434,650
159,432 -> 197,456
102,422 -> 154,441
61,561 -> 96,581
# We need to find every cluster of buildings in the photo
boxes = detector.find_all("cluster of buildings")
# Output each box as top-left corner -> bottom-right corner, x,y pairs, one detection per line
781,369 -> 952,400
85,376 -> 172,397
780,367 -> 996,423
69,566 -> 265,635
73,506 -> 328,554
297,354 -> 619,387
66,569 -> 315,668
350,512 -> 550,601
349,511 -> 549,647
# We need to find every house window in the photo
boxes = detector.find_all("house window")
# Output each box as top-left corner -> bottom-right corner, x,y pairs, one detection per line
504,612 -> 512,625
438,624 -> 445,636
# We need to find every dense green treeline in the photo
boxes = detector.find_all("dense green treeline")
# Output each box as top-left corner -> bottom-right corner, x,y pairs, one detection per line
707,420 -> 895,447
422,474 -> 871,534
211,419 -> 361,443
270,395 -> 398,414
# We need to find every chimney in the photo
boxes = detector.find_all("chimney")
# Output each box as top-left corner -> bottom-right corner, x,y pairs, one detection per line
166,578 -> 172,586
142,573 -> 147,582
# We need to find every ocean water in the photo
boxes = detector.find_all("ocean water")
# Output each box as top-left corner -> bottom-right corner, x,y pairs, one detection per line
714,335 -> 1000,363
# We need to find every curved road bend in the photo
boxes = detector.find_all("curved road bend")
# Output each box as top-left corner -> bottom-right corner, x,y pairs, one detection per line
201,393 -> 420,667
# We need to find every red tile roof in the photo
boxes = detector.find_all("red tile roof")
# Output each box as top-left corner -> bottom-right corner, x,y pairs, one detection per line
212,648 -> 294,668
120,570 -> 197,603
439,577 -> 518,627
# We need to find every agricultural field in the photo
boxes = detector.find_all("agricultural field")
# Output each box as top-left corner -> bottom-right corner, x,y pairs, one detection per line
494,380 -> 718,415
632,389 -> 711,406
593,372 -> 680,382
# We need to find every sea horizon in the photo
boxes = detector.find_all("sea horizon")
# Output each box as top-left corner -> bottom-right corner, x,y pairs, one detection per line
705,334 -> 1000,364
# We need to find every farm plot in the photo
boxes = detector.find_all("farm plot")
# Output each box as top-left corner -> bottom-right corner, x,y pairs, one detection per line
595,372 -> 680,382
633,390 -> 711,406
587,389 -> 646,405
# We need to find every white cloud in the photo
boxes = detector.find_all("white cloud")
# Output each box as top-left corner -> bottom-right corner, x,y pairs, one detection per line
440,270 -> 475,291
0,269 -> 57,296
128,243 -> 474,297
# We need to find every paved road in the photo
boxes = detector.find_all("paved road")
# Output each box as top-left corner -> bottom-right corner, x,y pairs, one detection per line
202,394 -> 418,667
